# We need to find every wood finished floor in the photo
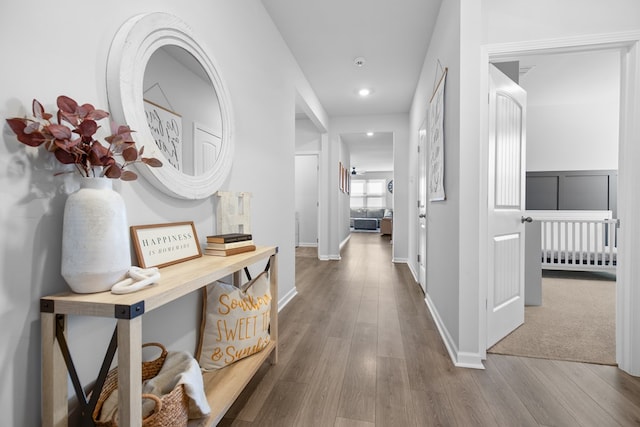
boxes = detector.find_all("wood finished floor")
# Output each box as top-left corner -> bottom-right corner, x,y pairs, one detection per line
219,233 -> 640,426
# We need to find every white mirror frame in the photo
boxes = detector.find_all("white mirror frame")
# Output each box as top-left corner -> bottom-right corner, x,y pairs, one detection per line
106,12 -> 233,199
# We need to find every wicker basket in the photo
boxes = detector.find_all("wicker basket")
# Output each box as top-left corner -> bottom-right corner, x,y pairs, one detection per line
92,342 -> 189,427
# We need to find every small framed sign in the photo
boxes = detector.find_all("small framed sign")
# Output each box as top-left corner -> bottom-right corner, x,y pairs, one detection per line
130,221 -> 202,268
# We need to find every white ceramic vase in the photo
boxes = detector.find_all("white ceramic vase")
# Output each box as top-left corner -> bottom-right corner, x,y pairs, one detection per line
61,178 -> 131,293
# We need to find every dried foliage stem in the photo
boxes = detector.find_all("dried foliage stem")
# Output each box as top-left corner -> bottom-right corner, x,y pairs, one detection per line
6,95 -> 162,181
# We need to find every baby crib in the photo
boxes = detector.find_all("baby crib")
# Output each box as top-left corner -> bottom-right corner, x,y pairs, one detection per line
529,210 -> 618,272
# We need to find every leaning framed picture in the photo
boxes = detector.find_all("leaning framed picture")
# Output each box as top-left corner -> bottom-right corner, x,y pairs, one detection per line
143,99 -> 183,171
428,67 -> 447,202
130,221 -> 202,268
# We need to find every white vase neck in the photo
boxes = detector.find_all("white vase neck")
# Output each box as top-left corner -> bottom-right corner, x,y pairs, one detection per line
80,177 -> 113,190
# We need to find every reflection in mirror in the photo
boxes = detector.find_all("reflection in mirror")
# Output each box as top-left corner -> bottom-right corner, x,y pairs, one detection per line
143,45 -> 222,176
106,12 -> 233,199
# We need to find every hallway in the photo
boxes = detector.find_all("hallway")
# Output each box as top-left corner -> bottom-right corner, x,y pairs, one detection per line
220,233 -> 640,426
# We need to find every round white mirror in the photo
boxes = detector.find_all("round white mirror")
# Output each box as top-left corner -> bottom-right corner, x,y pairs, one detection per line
106,12 -> 233,199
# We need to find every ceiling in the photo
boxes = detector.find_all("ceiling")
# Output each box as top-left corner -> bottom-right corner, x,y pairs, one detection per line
261,0 -> 442,173
340,132 -> 394,174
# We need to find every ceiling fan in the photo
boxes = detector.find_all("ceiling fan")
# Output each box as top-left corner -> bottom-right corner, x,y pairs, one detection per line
351,166 -> 365,176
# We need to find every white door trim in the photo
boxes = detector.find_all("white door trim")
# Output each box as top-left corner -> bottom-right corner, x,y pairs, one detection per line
479,31 -> 640,376
417,118 -> 428,293
295,90 -> 329,260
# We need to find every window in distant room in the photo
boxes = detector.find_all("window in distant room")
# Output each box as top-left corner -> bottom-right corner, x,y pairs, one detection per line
350,179 -> 386,209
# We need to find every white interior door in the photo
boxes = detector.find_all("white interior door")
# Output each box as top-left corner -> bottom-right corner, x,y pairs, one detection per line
418,119 -> 428,293
487,65 -> 527,348
295,155 -> 319,246
193,123 -> 222,176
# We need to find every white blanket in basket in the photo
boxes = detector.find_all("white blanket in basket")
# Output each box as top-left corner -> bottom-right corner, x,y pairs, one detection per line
99,351 -> 210,421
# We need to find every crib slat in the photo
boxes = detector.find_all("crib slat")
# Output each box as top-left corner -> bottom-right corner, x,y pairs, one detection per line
551,221 -> 557,266
574,222 -> 578,265
560,222 -> 564,265
607,220 -> 615,266
587,222 -> 592,265
539,217 -> 617,271
607,221 -> 612,266
540,221 -> 549,265
579,222 -> 584,266
596,222 -> 603,266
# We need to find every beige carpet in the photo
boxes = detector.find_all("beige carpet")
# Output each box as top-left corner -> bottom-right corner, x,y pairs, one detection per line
488,271 -> 616,366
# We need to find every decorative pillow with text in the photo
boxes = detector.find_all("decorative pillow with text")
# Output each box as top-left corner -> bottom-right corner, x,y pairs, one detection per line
197,271 -> 271,370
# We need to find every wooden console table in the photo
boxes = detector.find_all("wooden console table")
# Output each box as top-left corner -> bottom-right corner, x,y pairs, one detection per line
41,246 -> 278,427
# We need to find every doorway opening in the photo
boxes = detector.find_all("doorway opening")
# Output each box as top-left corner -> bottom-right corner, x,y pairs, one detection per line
294,95 -> 326,260
480,32 -> 640,376
342,131 -> 394,254
488,50 -> 620,365
295,154 -> 319,248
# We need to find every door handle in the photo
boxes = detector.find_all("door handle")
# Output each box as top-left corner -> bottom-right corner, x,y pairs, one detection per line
521,216 -> 533,223
419,213 -> 426,219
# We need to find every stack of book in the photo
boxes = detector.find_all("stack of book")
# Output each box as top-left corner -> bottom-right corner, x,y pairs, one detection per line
204,233 -> 255,256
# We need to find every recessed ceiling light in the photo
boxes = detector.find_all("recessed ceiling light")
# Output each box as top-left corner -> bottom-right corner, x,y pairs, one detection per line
366,132 -> 374,137
358,88 -> 371,97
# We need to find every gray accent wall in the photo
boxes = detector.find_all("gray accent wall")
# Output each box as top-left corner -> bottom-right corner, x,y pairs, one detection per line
526,170 -> 617,216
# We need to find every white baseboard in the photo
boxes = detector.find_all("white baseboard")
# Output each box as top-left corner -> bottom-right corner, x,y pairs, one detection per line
455,352 -> 486,369
278,287 -> 298,311
297,243 -> 318,248
407,262 -> 419,282
314,236 -> 350,261
424,293 -> 485,370
319,254 -> 341,261
340,234 -> 351,251
392,257 -> 408,264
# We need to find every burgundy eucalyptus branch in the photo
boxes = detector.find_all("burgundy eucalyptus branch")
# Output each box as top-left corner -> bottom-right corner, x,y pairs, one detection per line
6,95 -> 162,181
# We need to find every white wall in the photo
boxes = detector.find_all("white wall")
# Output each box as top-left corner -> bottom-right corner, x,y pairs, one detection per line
338,136 -> 352,245
295,118 -> 321,152
457,0 -> 483,362
482,0 -> 640,44
521,50 -> 620,171
0,1 -> 327,424
410,0 -> 462,352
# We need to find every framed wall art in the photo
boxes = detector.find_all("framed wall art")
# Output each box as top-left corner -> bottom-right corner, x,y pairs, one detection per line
428,66 -> 447,202
143,99 -> 183,171
342,164 -> 348,193
130,221 -> 202,268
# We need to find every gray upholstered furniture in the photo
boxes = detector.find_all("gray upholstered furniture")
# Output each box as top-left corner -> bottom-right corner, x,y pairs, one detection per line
353,218 -> 378,230
350,208 -> 390,230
